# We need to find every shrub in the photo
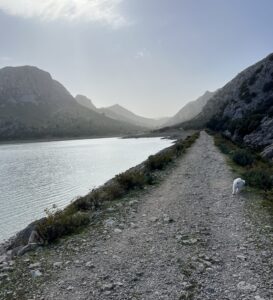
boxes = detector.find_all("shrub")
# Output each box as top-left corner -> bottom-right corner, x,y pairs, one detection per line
245,169 -> 273,190
145,151 -> 174,171
232,149 -> 254,166
218,143 -> 230,155
116,171 -> 149,190
38,210 -> 90,242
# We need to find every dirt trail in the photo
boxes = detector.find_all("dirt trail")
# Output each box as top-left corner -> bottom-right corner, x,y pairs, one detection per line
20,132 -> 273,299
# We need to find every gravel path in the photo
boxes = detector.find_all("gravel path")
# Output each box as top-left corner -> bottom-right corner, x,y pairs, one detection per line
20,132 -> 273,299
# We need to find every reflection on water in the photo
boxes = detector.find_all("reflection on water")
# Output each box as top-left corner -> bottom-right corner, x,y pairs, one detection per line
0,137 -> 172,241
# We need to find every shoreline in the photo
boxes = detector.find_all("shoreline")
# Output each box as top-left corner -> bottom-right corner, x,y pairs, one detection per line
0,131 -> 195,257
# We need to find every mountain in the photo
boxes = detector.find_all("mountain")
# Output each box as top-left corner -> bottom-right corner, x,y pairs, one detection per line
75,95 -> 97,111
75,95 -> 169,129
165,91 -> 215,126
180,53 -> 273,159
0,66 -> 144,140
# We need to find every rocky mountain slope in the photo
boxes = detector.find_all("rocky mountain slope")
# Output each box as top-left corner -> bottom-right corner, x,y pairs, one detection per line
180,53 -> 273,159
75,95 -> 169,129
165,91 -> 215,126
0,66 -> 144,140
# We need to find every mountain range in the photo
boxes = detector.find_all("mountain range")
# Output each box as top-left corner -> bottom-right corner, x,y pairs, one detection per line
0,66 -> 145,140
75,95 -> 169,129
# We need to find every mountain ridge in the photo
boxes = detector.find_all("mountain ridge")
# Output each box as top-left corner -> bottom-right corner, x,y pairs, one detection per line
0,66 -> 145,140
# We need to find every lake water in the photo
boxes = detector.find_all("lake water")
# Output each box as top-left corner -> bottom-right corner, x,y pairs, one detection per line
0,137 -> 172,242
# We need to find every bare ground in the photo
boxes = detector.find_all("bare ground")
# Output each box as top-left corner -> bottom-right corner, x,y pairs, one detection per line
1,131 -> 273,299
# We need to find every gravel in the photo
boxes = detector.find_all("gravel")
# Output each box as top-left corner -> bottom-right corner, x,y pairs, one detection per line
1,131 -> 272,299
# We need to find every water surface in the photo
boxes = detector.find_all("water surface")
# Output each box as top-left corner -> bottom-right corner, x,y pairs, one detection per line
0,137 -> 172,241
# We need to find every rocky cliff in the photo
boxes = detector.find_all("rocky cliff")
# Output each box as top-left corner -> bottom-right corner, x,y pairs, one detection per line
180,53 -> 273,159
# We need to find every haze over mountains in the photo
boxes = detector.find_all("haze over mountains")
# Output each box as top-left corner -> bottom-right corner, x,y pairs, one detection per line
75,95 -> 169,129
164,91 -> 215,127
0,66 -> 144,140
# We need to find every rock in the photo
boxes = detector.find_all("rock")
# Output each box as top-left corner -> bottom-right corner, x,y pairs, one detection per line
67,286 -> 73,291
236,255 -> 247,261
237,281 -> 257,292
30,270 -> 42,278
29,262 -> 41,269
128,200 -> 138,206
85,261 -> 95,269
149,217 -> 159,222
101,283 -> 114,291
114,228 -> 122,233
181,238 -> 198,245
130,222 -> 138,228
254,296 -> 265,300
104,219 -> 116,227
53,262 -> 62,268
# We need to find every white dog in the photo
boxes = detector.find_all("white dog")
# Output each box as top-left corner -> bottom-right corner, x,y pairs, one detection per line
232,178 -> 246,195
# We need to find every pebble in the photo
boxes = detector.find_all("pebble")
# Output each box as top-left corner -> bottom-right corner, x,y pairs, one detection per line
237,281 -> 257,292
85,261 -> 95,268
30,270 -> 42,278
114,228 -> 122,233
53,262 -> 63,268
29,262 -> 41,269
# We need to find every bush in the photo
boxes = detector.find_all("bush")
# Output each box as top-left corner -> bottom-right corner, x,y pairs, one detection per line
218,143 -> 230,154
145,151 -> 174,171
232,149 -> 254,166
38,209 -> 90,242
116,171 -> 149,191
245,169 -> 273,190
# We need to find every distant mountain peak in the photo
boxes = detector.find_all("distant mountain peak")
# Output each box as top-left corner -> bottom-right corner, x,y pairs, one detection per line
75,94 -> 97,111
165,90 -> 215,126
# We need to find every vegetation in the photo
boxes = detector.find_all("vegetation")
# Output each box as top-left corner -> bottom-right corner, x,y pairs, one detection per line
213,133 -> 273,195
232,149 -> 254,166
37,132 -> 200,243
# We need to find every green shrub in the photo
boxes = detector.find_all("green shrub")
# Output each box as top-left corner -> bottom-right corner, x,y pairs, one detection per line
218,143 -> 230,154
232,149 -> 254,166
145,151 -> 174,171
116,171 -> 149,190
245,169 -> 273,190
38,210 -> 90,242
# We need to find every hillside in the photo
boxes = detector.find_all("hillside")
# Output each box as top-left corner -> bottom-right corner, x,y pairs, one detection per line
165,91 -> 215,126
75,95 -> 169,129
179,53 -> 273,159
0,66 -> 144,140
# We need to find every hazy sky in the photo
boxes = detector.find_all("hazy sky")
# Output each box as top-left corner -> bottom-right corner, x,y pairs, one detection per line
0,0 -> 273,118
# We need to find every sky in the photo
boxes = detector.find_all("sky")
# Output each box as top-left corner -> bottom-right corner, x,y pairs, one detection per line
0,0 -> 273,118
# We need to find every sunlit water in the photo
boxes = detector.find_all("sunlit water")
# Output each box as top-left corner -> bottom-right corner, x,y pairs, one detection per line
0,137 -> 172,242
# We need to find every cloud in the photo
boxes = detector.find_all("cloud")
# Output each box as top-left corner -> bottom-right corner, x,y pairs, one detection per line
0,0 -> 126,28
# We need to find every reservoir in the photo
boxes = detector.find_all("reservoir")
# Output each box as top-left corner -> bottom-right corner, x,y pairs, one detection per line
0,137 -> 172,241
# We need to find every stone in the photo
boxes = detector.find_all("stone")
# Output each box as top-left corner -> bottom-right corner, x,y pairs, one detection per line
29,262 -> 41,269
237,281 -> 257,292
114,228 -> 122,233
104,219 -> 116,227
53,262 -> 63,268
85,261 -> 95,269
181,238 -> 198,245
101,283 -> 114,291
30,270 -> 42,278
